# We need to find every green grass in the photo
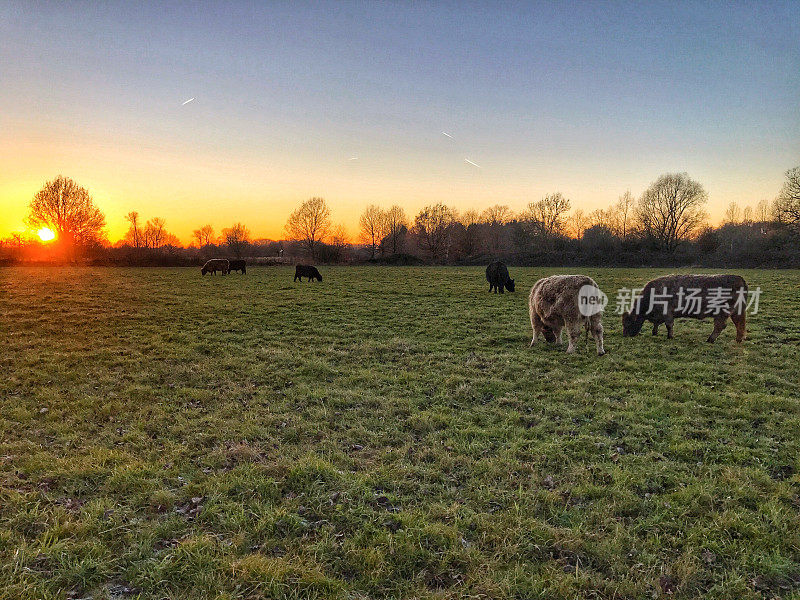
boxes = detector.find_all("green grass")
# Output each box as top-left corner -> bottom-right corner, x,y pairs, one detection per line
1,266 -> 799,600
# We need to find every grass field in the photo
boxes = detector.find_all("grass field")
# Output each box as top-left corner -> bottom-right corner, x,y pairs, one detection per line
1,266 -> 799,600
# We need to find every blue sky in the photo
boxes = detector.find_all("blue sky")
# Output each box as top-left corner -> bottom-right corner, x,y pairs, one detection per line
1,1 -> 798,241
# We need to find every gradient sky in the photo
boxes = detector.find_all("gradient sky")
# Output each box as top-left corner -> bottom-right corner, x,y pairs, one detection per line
1,1 -> 798,244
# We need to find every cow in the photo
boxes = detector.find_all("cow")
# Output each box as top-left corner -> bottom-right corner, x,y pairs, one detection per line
485,261 -> 515,294
621,274 -> 748,342
201,259 -> 229,276
529,274 -> 606,355
228,259 -> 246,274
294,264 -> 323,282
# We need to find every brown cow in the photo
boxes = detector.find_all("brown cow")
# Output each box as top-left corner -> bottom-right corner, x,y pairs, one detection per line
622,274 -> 748,342
529,274 -> 606,355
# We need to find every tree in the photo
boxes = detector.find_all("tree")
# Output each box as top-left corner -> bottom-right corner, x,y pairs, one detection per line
383,205 -> 409,255
480,205 -> 512,226
756,198 -> 772,223
742,206 -> 753,225
567,209 -> 590,239
635,173 -> 708,252
615,190 -> 635,239
27,175 -> 106,258
413,203 -> 455,261
724,202 -> 741,224
285,197 -> 331,259
192,225 -> 215,247
480,205 -> 512,253
457,209 -> 483,256
125,211 -> 143,249
143,218 -> 167,248
774,166 -> 800,233
359,205 -> 387,259
222,223 -> 251,258
330,224 -> 350,262
520,193 -> 571,236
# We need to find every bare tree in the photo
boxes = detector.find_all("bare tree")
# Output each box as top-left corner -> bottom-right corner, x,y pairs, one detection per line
480,205 -> 512,226
457,209 -> 482,256
520,193 -> 571,236
774,166 -> 800,233
755,198 -> 772,223
459,209 -> 481,228
285,197 -> 331,260
635,173 -> 708,252
383,205 -> 409,255
222,223 -> 251,258
742,205 -> 753,225
615,190 -> 635,239
359,205 -> 387,259
588,208 -> 620,235
27,175 -> 106,258
480,204 -> 512,252
413,203 -> 455,261
724,202 -> 741,224
192,224 -> 215,247
567,209 -> 590,239
125,211 -> 143,249
143,218 -> 167,248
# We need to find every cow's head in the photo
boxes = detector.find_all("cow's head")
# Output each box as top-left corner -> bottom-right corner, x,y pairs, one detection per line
505,278 -> 515,292
621,311 -> 644,337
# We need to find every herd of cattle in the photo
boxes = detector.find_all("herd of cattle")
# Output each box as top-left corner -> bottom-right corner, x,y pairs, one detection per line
201,258 -> 749,355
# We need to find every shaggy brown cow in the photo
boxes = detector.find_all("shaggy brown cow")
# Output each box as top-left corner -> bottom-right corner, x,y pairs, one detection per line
622,274 -> 748,342
201,259 -> 229,275
529,275 -> 606,355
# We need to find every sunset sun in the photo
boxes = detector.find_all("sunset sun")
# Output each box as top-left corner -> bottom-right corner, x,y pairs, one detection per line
37,227 -> 55,241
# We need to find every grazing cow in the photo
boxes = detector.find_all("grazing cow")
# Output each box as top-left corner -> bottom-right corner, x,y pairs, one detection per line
529,274 -> 606,355
228,259 -> 246,274
486,261 -> 515,294
622,274 -> 748,342
201,259 -> 229,276
294,264 -> 323,282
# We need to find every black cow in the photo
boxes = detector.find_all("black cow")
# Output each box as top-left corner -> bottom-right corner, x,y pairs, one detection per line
294,265 -> 323,282
228,259 -> 246,274
486,261 -> 515,293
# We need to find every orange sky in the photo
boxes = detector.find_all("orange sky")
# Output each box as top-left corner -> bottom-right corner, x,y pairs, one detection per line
0,129 -> 788,246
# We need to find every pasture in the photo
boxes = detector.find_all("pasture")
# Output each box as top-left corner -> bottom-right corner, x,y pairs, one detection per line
1,266 -> 799,600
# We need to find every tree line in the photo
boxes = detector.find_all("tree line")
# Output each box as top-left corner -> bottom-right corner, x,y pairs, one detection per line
4,168 -> 800,267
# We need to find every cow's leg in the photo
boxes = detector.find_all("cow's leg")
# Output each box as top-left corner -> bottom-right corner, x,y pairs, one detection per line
652,322 -> 659,336
499,285 -> 504,294
731,312 -> 746,343
665,319 -> 674,339
707,315 -> 728,342
590,316 -> 605,356
566,320 -> 583,353
530,312 -> 546,346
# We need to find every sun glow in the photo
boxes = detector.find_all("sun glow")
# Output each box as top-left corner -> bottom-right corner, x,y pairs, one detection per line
38,227 -> 56,242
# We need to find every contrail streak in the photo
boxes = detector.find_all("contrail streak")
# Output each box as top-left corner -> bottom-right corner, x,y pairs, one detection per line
348,157 -> 359,161
182,97 -> 195,105
441,131 -> 453,139
464,158 -> 481,168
